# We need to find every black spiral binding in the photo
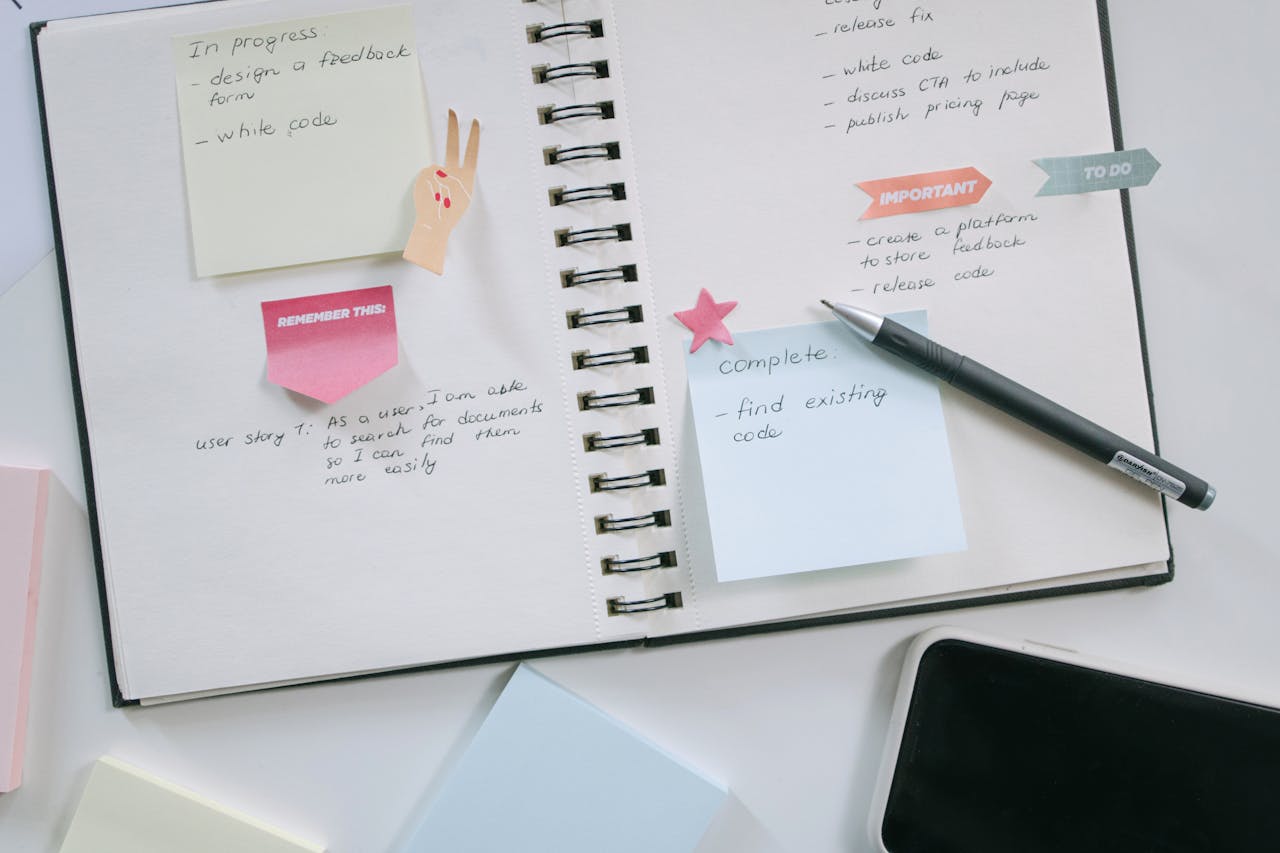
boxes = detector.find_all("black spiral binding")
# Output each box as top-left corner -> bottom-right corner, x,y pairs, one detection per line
527,19 -> 605,43
595,510 -> 672,533
532,61 -> 609,84
572,346 -> 649,369
566,305 -> 643,328
578,387 -> 654,411
549,183 -> 627,207
601,551 -> 677,574
538,101 -> 616,124
561,264 -> 638,288
607,592 -> 683,615
555,223 -> 631,247
533,11 -> 678,611
589,469 -> 666,493
544,142 -> 621,165
582,428 -> 661,452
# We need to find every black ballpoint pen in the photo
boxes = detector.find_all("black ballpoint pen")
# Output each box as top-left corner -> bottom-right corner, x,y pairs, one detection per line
822,300 -> 1215,510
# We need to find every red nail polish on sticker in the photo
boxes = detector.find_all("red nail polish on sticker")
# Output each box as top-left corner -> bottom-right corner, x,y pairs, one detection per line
436,170 -> 448,178
443,198 -> 452,209
434,193 -> 441,201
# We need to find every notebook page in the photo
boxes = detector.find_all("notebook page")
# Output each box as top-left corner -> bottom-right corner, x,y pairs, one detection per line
605,0 -> 1170,630
37,0 -> 637,701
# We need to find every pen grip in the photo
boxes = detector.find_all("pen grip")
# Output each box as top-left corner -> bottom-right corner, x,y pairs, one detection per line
875,317 -> 1213,509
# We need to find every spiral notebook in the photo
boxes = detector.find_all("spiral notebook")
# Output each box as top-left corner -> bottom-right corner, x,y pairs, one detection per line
33,0 -> 1171,704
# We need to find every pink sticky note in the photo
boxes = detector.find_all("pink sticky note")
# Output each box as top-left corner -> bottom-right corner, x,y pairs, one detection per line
261,286 -> 398,403
0,465 -> 49,794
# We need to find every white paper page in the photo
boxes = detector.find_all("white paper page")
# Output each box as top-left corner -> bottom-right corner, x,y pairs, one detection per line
171,5 -> 431,275
606,0 -> 1170,631
3,0 -> 183,299
38,0 -> 651,701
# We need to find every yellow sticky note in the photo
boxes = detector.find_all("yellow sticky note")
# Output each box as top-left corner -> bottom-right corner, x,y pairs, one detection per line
58,757 -> 325,853
172,6 -> 432,276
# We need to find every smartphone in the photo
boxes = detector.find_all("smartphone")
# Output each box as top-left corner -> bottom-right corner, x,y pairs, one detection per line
869,627 -> 1280,853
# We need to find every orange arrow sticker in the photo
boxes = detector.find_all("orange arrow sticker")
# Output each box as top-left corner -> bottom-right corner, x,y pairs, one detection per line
856,167 -> 991,220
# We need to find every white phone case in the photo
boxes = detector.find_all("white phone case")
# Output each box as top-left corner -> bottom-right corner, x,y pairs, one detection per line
868,625 -> 1280,852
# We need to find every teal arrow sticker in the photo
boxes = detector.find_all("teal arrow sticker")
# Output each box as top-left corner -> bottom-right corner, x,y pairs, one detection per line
1034,148 -> 1160,196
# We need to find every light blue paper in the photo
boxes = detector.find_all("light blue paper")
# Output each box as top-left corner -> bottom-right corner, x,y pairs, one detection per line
684,314 -> 966,582
1034,148 -> 1161,196
402,665 -> 727,853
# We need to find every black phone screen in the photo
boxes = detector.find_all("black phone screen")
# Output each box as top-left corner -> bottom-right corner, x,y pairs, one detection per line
881,639 -> 1280,853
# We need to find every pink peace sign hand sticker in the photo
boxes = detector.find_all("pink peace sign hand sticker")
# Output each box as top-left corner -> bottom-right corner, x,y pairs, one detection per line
403,110 -> 481,274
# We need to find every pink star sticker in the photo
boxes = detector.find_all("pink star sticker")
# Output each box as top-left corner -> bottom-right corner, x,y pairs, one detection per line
674,288 -> 738,353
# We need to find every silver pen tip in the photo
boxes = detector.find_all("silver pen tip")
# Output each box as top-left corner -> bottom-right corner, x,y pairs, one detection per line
824,301 -> 882,341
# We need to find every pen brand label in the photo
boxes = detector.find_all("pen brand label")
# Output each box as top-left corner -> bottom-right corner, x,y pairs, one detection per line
1108,451 -> 1185,499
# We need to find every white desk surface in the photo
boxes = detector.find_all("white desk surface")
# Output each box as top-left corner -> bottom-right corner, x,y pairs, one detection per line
3,2 -> 1278,850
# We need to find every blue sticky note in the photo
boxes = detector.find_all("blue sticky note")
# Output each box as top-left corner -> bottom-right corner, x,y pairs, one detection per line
684,313 -> 966,582
402,665 -> 727,853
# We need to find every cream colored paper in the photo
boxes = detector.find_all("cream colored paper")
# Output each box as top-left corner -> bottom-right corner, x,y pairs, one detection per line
172,6 -> 431,276
59,757 -> 324,852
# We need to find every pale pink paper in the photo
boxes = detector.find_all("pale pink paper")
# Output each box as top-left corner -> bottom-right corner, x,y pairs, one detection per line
0,465 -> 49,794
261,286 -> 398,403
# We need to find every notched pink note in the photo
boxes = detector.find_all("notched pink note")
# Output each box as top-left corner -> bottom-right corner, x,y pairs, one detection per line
261,286 -> 397,403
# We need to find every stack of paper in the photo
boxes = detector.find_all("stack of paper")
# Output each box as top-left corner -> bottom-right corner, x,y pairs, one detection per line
403,664 -> 727,852
58,757 -> 325,852
0,465 -> 49,794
